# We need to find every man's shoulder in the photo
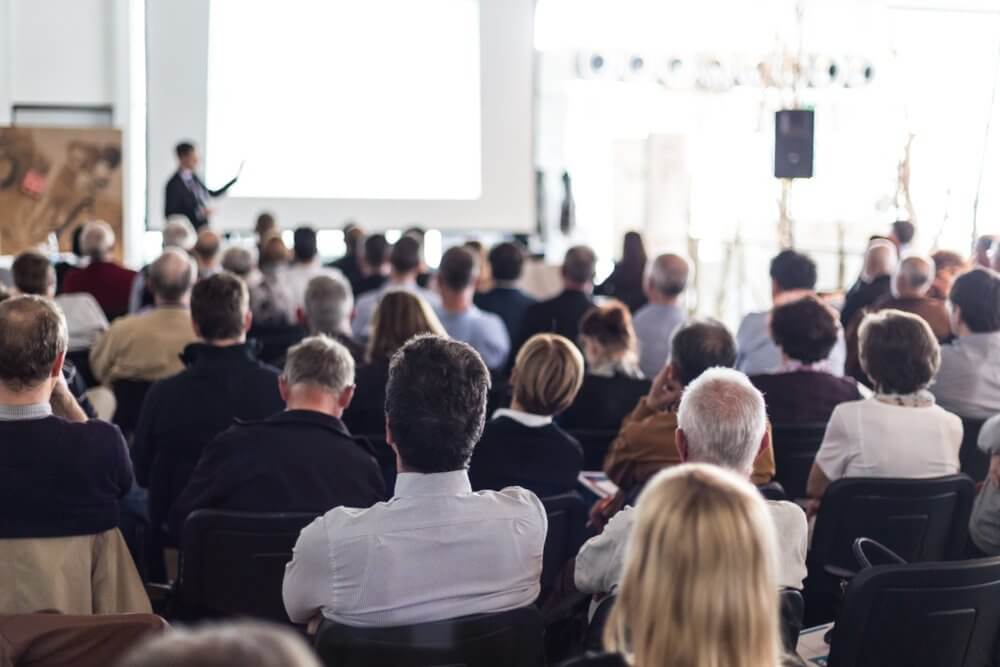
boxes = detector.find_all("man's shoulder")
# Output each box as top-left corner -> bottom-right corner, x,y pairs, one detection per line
57,417 -> 125,449
766,499 -> 807,527
737,310 -> 768,333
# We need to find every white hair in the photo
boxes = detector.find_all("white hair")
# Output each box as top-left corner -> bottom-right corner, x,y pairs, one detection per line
304,273 -> 354,336
892,255 -> 933,298
163,215 -> 197,251
676,367 -> 767,476
282,335 -> 355,394
79,220 -> 115,259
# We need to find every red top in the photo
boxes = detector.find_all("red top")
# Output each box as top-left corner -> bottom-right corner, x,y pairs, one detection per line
62,261 -> 137,320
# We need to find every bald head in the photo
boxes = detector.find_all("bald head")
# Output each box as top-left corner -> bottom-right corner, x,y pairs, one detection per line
647,253 -> 689,301
893,256 -> 934,299
149,248 -> 197,305
0,296 -> 67,392
863,240 -> 898,282
194,229 -> 222,267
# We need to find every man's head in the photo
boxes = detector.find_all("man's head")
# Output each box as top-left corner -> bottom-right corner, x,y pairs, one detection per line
79,220 -> 116,262
191,272 -> 251,344
255,212 -> 277,243
11,252 -> 55,297
438,246 -> 479,296
862,239 -> 898,282
193,230 -> 222,269
303,274 -> 353,336
488,242 -> 526,284
163,215 -> 197,251
280,336 -> 356,417
221,246 -> 255,278
389,235 -> 423,278
890,220 -> 915,249
149,248 -> 197,305
175,141 -> 198,170
385,335 -> 490,473
676,368 -> 768,477
293,227 -> 318,263
0,296 -> 68,394
562,246 -> 597,289
669,319 -> 737,386
892,255 -> 934,299
344,223 -> 364,256
363,234 -> 391,272
769,250 -> 817,296
949,267 -> 1000,334
646,253 -> 689,301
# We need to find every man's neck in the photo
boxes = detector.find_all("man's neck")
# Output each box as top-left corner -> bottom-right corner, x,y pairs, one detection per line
563,280 -> 591,294
647,292 -> 679,306
492,279 -> 519,289
0,383 -> 52,407
440,289 -> 472,314
285,394 -> 342,419
154,298 -> 189,309
389,271 -> 418,286
202,336 -> 246,348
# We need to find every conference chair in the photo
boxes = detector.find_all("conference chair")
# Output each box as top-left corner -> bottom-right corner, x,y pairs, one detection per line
804,474 -> 975,625
827,556 -> 1000,667
111,379 -> 153,438
314,607 -> 545,667
567,429 -> 620,470
247,323 -> 306,366
757,480 -> 788,501
770,422 -> 827,499
960,417 -> 989,483
174,509 -> 318,622
540,493 -> 589,600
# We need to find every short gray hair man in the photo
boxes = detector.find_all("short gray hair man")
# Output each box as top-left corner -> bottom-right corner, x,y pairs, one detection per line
0,296 -> 68,392
162,215 -> 197,251
647,253 -> 690,299
148,248 -> 197,305
676,367 -> 768,476
221,246 -> 256,278
304,275 -> 354,337
79,221 -> 116,261
892,255 -> 934,299
282,335 -> 355,396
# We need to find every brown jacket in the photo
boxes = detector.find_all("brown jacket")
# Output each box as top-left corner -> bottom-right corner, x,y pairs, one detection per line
604,396 -> 776,495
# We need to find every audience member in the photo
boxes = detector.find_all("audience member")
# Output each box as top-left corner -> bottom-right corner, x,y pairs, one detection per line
560,301 -> 650,431
62,221 -> 137,320
576,369 -> 807,599
249,235 -> 295,327
930,268 -> 1000,419
118,621 -> 321,667
169,336 -> 384,539
353,233 -> 391,296
464,240 -> 493,293
342,291 -> 447,436
737,249 -> 845,375
512,245 -> 596,359
300,274 -> 363,362
403,226 -> 434,288
327,222 -> 365,293
254,211 -> 278,248
632,253 -> 689,378
841,239 -> 898,328
970,415 -> 1000,556
285,226 -> 345,320
128,215 -> 198,314
889,220 -> 915,253
595,231 -> 648,313
0,614 -> 166,667
474,241 -> 537,340
597,465 -> 788,667
604,320 -> 774,497
133,273 -> 283,552
928,249 -> 969,300
192,229 -> 223,278
751,296 -> 860,423
469,334 -> 584,497
89,249 -> 198,385
808,310 -> 961,503
973,235 -> 997,268
283,336 -> 546,627
221,245 -> 257,285
352,235 -> 440,340
434,246 -> 510,370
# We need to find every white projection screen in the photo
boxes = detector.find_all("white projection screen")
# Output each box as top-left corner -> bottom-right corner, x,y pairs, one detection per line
146,0 -> 534,232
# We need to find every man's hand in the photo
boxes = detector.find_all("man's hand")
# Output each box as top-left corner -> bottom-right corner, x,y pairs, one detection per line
50,374 -> 88,423
989,454 -> 1000,488
646,364 -> 683,413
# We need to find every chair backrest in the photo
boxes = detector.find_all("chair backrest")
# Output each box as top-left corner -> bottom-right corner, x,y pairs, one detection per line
248,323 -> 306,365
585,595 -> 616,653
810,475 -> 975,575
567,430 -> 620,471
960,417 -> 989,483
757,480 -> 788,501
178,509 -> 318,622
828,557 -> 1000,667
315,606 -> 545,667
540,493 -> 589,598
111,379 -> 153,437
771,422 -> 827,499
779,588 -> 805,654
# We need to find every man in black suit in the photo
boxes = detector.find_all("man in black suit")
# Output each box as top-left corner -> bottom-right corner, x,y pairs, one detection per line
163,141 -> 238,230
168,335 -> 385,540
474,242 -> 537,341
511,245 -> 596,362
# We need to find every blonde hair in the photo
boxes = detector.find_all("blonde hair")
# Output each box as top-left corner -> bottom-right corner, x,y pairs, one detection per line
368,290 -> 447,363
605,464 -> 782,667
511,334 -> 585,416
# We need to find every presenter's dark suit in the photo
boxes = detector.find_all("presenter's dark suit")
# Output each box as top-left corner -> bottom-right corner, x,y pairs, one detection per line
164,170 -> 237,230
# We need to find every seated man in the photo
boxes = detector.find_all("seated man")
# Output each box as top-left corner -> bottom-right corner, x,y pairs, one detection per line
89,248 -> 199,385
474,242 -> 537,341
632,253 -> 689,378
283,335 -> 546,627
169,336 -> 384,539
133,273 -> 284,549
301,274 -> 364,363
575,368 -> 808,596
604,320 -> 775,498
840,239 -> 897,329
62,221 -> 137,320
434,246 -> 510,370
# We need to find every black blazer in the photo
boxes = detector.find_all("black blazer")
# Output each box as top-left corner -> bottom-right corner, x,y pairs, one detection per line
511,289 -> 593,361
559,372 -> 651,432
164,171 -> 237,230
168,410 -> 385,540
469,416 -> 582,498
475,286 -> 537,342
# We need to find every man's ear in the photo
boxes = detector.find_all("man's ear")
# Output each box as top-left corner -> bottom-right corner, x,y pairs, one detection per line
243,309 -> 253,333
384,414 -> 397,450
757,428 -> 771,458
296,307 -> 306,327
51,351 -> 66,379
278,376 -> 289,402
338,385 -> 356,411
675,428 -> 689,463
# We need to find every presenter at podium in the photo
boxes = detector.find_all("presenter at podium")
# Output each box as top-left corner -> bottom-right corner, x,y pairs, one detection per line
164,141 -> 240,230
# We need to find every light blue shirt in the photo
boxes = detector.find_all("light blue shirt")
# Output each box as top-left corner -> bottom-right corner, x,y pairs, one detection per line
352,282 -> 441,341
435,305 -> 510,370
930,332 -> 1000,420
632,303 -> 686,378
736,310 -> 846,377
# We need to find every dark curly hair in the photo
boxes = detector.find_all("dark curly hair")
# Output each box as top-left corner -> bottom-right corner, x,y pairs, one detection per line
950,268 -> 1000,333
769,250 -> 817,292
769,296 -> 839,364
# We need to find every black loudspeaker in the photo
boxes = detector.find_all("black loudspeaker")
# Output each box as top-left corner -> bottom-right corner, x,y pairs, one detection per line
774,109 -> 814,179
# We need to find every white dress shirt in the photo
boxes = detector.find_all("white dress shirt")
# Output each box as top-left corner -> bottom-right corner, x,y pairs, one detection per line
352,282 -> 441,341
492,408 -> 552,427
282,469 -> 547,627
930,332 -> 1000,420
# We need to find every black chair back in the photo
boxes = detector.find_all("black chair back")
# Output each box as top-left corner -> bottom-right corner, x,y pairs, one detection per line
779,588 -> 805,654
960,417 -> 989,483
828,557 -> 1000,667
315,607 -> 545,667
178,509 -> 318,622
540,493 -> 589,598
585,595 -> 615,653
111,379 -> 153,438
757,480 -> 787,501
771,422 -> 827,499
567,430 -> 619,471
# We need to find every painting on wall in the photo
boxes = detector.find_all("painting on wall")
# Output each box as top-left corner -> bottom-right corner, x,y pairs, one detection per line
0,126 -> 123,258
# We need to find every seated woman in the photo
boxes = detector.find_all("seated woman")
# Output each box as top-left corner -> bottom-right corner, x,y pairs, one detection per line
970,414 -> 1000,557
601,464 -> 788,667
469,334 -> 585,498
559,301 -> 650,432
807,309 -> 962,504
750,295 -> 861,424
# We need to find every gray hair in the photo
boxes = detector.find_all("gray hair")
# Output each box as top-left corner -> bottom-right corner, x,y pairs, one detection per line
892,255 -> 933,298
221,246 -> 256,277
676,367 -> 767,476
149,248 -> 197,303
304,274 -> 353,336
862,240 -> 898,282
648,253 -> 690,297
162,215 -> 197,251
79,220 -> 116,260
0,296 -> 68,391
282,335 -> 355,393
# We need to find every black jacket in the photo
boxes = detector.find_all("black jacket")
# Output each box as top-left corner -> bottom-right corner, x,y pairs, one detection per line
168,410 -> 385,540
468,416 -> 582,498
840,274 -> 892,329
342,359 -> 390,437
559,373 -> 652,432
164,171 -> 237,230
132,343 -> 284,538
511,289 -> 593,362
475,286 -> 537,342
